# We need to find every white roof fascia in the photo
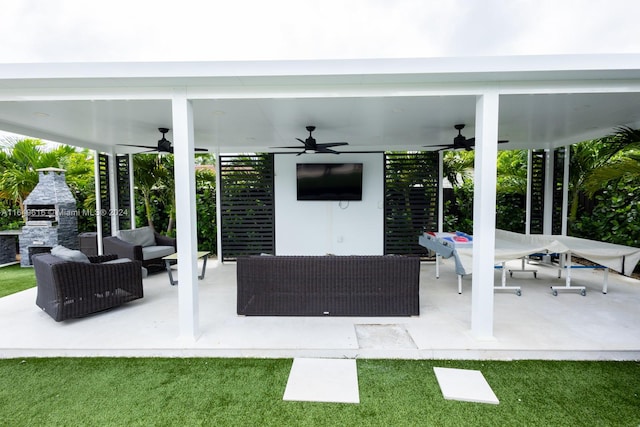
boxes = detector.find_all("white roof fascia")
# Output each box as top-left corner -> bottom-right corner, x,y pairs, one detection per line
1,54 -> 639,83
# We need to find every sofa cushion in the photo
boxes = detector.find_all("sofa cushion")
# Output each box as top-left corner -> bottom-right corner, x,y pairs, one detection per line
141,245 -> 175,260
51,245 -> 90,263
117,226 -> 156,247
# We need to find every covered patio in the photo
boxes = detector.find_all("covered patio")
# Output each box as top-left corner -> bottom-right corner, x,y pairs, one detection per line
1,54 -> 640,349
1,257 -> 639,360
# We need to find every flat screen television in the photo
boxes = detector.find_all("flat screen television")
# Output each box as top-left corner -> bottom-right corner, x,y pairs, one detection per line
296,163 -> 363,201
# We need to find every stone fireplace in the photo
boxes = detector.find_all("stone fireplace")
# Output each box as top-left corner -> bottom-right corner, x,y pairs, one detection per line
19,168 -> 78,266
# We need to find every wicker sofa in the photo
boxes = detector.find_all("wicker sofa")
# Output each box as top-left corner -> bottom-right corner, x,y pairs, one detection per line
236,255 -> 420,316
33,252 -> 144,321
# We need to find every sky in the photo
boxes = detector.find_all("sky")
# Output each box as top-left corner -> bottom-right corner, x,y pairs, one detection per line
1,0 -> 639,63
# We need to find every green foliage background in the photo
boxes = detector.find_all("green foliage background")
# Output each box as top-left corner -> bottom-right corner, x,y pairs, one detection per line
1,128 -> 639,261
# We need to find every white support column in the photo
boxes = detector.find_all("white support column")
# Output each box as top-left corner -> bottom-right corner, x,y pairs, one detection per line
543,149 -> 554,235
471,92 -> 499,340
93,150 -> 104,255
525,150 -> 533,235
128,153 -> 136,229
172,89 -> 200,341
107,148 -> 119,235
561,146 -> 570,235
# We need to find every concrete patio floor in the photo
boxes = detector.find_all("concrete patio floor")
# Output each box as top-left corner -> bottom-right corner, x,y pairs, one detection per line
1,257 -> 639,360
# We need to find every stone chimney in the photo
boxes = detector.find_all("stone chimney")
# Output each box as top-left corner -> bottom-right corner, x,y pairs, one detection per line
19,168 -> 79,266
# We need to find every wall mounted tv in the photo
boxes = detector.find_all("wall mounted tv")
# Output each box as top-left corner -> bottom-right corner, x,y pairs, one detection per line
296,163 -> 363,201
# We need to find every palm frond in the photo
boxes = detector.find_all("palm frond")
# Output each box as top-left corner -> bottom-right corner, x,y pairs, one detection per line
584,157 -> 640,195
613,126 -> 640,145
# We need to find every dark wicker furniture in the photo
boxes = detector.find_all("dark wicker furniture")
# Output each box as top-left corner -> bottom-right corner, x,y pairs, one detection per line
103,229 -> 176,271
33,253 -> 144,321
237,255 -> 420,316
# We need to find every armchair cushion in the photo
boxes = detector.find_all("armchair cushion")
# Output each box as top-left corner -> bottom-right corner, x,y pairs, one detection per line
142,245 -> 175,260
51,245 -> 90,263
117,226 -> 156,247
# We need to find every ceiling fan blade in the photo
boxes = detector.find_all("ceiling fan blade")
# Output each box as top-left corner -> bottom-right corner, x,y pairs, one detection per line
118,144 -> 158,149
272,145 -> 306,149
296,138 -> 306,144
464,138 -> 509,145
317,147 -> 340,154
195,147 -> 209,152
320,142 -> 348,148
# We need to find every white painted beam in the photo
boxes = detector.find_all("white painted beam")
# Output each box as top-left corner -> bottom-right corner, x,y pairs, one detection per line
172,90 -> 200,340
471,92 -> 499,339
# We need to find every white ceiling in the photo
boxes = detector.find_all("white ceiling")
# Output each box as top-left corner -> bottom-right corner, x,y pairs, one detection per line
1,56 -> 639,154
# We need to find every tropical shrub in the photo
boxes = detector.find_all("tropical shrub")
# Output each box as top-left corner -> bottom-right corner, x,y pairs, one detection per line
444,184 -> 474,234
571,177 -> 640,247
195,169 -> 217,254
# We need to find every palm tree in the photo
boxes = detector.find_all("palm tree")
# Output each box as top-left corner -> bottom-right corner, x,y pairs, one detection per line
133,154 -> 167,230
583,127 -> 640,195
158,155 -> 176,235
568,126 -> 640,221
442,150 -> 474,187
134,153 -> 214,236
496,149 -> 528,194
0,138 -> 76,220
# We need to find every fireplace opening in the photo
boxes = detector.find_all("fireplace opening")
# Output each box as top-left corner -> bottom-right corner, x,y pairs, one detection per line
25,204 -> 57,222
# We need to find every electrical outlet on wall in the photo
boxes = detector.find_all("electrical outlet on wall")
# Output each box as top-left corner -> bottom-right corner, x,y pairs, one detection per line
337,235 -> 344,243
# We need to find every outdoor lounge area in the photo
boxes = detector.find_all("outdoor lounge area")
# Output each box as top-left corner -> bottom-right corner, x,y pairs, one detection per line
1,54 -> 640,355
1,257 -> 639,360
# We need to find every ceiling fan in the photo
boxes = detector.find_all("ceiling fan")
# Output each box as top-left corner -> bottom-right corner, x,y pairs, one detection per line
118,128 -> 208,154
430,124 -> 508,151
272,125 -> 348,155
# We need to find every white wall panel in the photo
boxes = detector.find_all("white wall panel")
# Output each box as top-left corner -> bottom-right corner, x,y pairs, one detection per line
274,153 -> 384,255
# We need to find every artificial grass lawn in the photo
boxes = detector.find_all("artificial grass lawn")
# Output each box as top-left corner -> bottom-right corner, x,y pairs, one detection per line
1,358 -> 639,426
0,264 -> 35,298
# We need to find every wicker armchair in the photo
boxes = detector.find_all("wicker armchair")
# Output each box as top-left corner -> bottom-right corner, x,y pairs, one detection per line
33,253 -> 144,322
103,226 -> 176,272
